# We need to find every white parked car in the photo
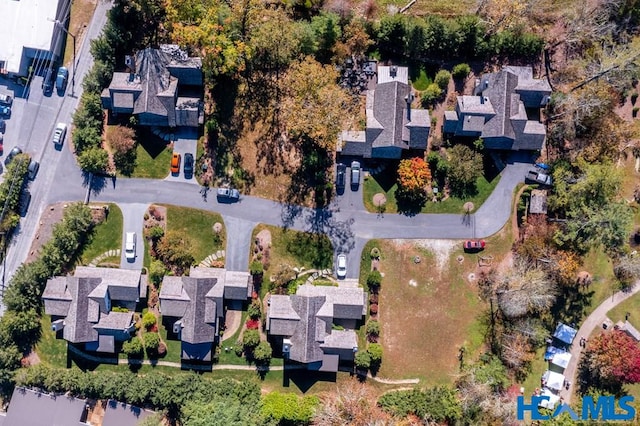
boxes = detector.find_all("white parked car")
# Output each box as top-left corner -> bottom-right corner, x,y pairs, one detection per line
336,254 -> 347,278
52,123 -> 67,146
125,232 -> 136,260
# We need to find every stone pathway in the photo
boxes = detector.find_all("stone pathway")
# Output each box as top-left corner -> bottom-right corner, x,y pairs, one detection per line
199,250 -> 226,267
88,249 -> 121,267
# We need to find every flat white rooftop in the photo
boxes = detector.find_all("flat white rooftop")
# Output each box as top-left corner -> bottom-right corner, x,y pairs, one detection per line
0,0 -> 61,74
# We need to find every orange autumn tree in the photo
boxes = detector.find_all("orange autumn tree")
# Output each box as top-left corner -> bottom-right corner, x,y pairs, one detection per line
397,157 -> 431,192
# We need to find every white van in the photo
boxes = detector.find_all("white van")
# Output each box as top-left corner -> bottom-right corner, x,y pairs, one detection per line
125,232 -> 136,260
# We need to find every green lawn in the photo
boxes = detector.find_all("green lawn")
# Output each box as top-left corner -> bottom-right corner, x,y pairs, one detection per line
35,317 -> 69,368
157,324 -> 182,364
608,292 -> 640,330
131,137 -> 173,179
80,203 -> 123,265
162,205 -> 226,264
363,173 -> 500,214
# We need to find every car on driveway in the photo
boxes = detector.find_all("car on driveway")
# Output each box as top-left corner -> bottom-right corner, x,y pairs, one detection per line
0,93 -> 12,106
0,119 -> 5,133
56,67 -> 68,92
52,123 -> 67,146
4,146 -> 22,165
336,163 -> 346,189
336,254 -> 347,278
183,153 -> 194,178
350,161 -> 361,188
125,232 -> 136,261
463,240 -> 486,251
0,106 -> 10,118
170,153 -> 181,174
18,191 -> 31,217
217,187 -> 240,202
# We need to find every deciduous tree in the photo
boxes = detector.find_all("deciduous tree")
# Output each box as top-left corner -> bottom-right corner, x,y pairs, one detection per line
446,144 -> 483,197
496,261 -> 557,319
78,147 -> 109,173
242,329 -> 260,350
252,341 -> 272,365
108,125 -> 136,154
314,378 -> 390,425
581,330 -> 640,389
397,157 -> 431,192
280,57 -> 353,151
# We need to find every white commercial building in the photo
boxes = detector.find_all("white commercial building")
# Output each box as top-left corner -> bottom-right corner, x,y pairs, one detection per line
0,0 -> 70,76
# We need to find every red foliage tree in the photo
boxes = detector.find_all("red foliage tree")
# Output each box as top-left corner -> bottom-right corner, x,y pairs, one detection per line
583,330 -> 640,388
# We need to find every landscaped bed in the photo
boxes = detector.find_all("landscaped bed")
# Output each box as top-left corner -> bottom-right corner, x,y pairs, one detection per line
250,224 -> 334,298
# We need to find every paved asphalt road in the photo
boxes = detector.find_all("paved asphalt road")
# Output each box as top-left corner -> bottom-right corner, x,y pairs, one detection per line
43,155 -> 531,278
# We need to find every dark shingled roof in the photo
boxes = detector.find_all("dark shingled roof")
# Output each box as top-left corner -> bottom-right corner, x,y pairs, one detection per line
341,66 -> 430,159
444,66 -> 551,151
267,285 -> 365,365
5,387 -> 88,426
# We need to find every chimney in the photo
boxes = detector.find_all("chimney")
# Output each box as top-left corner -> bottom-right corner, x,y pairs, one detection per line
405,93 -> 414,121
125,55 -> 135,73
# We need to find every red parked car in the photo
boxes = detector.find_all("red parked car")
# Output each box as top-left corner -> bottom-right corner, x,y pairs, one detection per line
464,240 -> 486,250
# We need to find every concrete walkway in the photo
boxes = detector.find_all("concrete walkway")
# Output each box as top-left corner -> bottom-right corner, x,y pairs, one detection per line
561,283 -> 640,403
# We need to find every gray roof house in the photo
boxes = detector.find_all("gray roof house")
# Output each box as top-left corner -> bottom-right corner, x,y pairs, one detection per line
338,66 -> 430,159
159,267 -> 252,361
266,284 -> 366,371
102,400 -> 154,426
41,267 -> 145,353
443,66 -> 551,151
101,44 -> 203,128
0,387 -> 89,426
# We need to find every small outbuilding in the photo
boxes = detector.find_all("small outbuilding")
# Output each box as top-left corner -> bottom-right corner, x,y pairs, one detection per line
529,189 -> 548,214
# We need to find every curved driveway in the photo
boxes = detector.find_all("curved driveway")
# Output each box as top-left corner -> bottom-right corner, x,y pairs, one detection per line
49,149 -> 531,277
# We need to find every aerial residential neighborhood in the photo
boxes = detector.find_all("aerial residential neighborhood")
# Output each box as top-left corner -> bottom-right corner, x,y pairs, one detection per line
0,0 -> 639,425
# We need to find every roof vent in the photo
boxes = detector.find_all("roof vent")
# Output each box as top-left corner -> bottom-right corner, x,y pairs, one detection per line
173,320 -> 183,334
390,66 -> 397,78
484,80 -> 489,88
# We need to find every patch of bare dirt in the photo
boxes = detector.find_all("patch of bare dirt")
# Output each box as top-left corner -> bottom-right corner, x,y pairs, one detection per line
22,351 -> 40,367
26,203 -> 67,263
411,239 -> 458,272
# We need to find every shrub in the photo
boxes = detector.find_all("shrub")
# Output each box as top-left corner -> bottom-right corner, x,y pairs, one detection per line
142,312 -> 157,330
634,107 -> 639,118
246,319 -> 260,330
248,299 -> 262,319
631,91 -> 639,105
355,350 -> 371,369
242,329 -> 260,350
370,247 -> 380,259
367,270 -> 382,290
421,83 -> 443,106
148,260 -> 166,285
122,337 -> 144,358
147,225 -> 164,241
368,343 -> 383,366
370,304 -> 378,315
157,341 -> 167,357
253,341 -> 272,365
366,320 -> 380,337
434,70 -> 451,90
144,332 -> 161,356
452,63 -> 471,80
369,293 -> 378,304
249,261 -> 264,276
